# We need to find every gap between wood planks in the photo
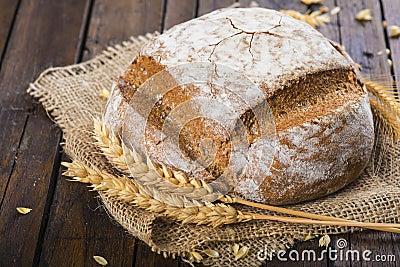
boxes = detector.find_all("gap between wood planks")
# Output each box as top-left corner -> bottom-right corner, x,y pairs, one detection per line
0,0 -> 22,73
31,0 -> 96,265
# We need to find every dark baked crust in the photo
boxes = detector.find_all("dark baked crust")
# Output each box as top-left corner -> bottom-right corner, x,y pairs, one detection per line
104,8 -> 375,205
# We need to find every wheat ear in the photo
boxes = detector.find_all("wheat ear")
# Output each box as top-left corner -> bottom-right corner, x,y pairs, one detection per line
93,118 -> 130,173
62,160 -> 251,227
365,80 -> 400,142
62,160 -> 400,232
93,119 -> 400,232
93,118 -> 222,206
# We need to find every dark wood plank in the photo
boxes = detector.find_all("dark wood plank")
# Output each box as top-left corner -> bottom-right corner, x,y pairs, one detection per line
197,0 -> 235,16
39,0 -> 165,266
163,0 -> 197,31
311,0 -> 340,43
134,240 -> 179,267
337,0 -> 390,75
82,0 -> 164,61
39,161 -> 136,267
38,169 -> 87,267
239,0 -> 308,12
0,0 -> 89,266
345,231 -> 396,267
391,233 -> 400,265
0,0 -> 88,110
329,233 -> 351,267
0,109 -> 27,203
0,113 -> 61,266
0,0 -> 20,64
381,0 -> 400,91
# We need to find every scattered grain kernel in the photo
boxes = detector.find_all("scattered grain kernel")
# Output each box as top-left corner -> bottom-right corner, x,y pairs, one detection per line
249,1 -> 259,7
234,246 -> 250,261
356,9 -> 372,21
191,251 -> 203,262
382,20 -> 387,28
386,48 -> 391,55
232,243 -> 240,254
16,207 -> 32,214
330,6 -> 341,15
202,249 -> 220,258
388,59 -> 393,67
319,234 -> 331,248
99,89 -> 110,100
93,256 -> 108,266
389,25 -> 400,38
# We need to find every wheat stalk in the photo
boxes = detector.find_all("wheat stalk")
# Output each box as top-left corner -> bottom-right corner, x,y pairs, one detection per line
370,98 -> 400,142
93,118 -> 222,206
91,118 -> 400,232
62,160 -> 400,232
62,160 -> 251,227
365,80 -> 400,142
365,80 -> 400,118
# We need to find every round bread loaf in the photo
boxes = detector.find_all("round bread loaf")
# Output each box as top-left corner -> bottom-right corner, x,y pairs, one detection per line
104,8 -> 374,205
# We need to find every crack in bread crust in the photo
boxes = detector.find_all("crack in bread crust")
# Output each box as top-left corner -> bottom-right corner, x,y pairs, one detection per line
104,8 -> 375,205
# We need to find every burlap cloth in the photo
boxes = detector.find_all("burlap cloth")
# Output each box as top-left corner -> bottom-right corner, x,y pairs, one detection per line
27,33 -> 400,266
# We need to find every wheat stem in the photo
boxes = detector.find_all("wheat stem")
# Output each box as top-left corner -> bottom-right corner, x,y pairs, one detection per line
63,160 -> 400,232
225,197 -> 400,233
244,213 -> 400,231
92,118 -> 400,232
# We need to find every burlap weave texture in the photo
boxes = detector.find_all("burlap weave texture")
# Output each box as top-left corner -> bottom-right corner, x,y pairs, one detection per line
27,33 -> 400,267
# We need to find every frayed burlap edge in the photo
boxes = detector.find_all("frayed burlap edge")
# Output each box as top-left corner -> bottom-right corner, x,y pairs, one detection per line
27,33 -> 400,266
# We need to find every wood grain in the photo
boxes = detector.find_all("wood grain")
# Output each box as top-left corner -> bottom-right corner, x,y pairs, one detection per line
0,0 -> 20,65
0,0 -> 88,266
346,231 -> 396,267
82,0 -> 164,61
134,240 -> 180,267
38,160 -> 136,267
381,0 -> 400,91
0,110 -> 26,204
38,0 -> 154,266
0,1 -> 398,266
0,113 -> 61,266
239,0 -> 308,12
337,0 -> 390,75
0,0 -> 89,110
163,0 -> 197,31
197,0 -> 235,16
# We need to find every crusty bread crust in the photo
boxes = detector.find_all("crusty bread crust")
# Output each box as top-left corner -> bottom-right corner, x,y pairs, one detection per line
104,8 -> 374,204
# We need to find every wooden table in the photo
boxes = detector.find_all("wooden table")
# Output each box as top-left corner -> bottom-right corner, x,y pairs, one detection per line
1,0 -> 399,266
